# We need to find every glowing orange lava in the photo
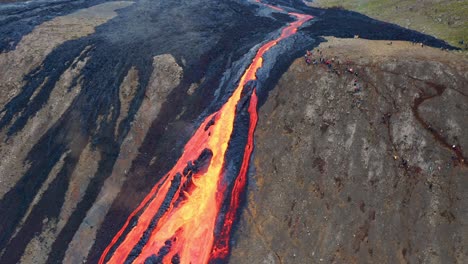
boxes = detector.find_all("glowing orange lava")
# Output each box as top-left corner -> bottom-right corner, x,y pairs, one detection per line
100,2 -> 312,263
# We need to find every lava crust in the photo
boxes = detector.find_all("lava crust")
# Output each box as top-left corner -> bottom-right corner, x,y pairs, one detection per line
0,0 -> 460,263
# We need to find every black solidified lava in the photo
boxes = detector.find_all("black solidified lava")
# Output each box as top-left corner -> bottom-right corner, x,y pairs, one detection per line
183,148 -> 213,176
0,0 -> 459,263
176,148 -> 213,206
143,239 -> 172,264
171,254 -> 181,264
0,0 -> 110,52
124,173 -> 181,264
205,116 -> 216,131
0,1 -> 282,263
211,78 -> 256,255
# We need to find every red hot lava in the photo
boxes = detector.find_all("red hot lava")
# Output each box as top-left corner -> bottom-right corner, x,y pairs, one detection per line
100,2 -> 312,263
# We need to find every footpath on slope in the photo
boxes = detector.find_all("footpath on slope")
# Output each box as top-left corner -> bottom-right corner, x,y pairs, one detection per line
230,37 -> 467,264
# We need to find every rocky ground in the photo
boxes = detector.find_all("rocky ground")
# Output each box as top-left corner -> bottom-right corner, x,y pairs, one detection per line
0,0 -> 466,263
230,37 -> 467,263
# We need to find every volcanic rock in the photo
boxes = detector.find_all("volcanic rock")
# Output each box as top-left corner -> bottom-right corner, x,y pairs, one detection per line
229,37 -> 467,264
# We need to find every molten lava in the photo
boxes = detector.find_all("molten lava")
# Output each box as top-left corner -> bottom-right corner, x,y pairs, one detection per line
100,2 -> 312,263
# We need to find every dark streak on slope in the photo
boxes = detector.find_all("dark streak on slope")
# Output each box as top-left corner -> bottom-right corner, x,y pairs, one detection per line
0,124 -> 68,253
0,0 -> 460,263
0,0 -> 110,52
0,154 -> 79,264
0,42 -> 90,136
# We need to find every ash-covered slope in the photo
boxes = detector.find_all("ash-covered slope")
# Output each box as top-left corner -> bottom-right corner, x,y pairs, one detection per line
0,0 -> 461,263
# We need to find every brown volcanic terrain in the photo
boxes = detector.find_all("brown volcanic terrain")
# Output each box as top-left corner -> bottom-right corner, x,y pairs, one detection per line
230,38 -> 467,263
0,0 -> 466,263
0,1 -> 134,199
0,3 -> 183,261
0,3 -> 183,262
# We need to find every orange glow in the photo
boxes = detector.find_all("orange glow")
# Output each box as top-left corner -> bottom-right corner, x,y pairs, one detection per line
100,2 -> 312,264
210,89 -> 258,260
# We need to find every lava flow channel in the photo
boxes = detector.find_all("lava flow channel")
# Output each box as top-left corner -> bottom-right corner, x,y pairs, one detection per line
100,4 -> 312,264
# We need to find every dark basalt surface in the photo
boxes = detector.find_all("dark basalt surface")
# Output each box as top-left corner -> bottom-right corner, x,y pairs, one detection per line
0,0 -> 459,263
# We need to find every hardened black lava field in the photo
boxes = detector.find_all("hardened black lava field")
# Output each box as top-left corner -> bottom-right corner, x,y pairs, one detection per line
0,0 -> 465,263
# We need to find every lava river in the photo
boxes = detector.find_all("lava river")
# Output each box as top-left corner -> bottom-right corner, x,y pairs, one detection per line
99,2 -> 312,264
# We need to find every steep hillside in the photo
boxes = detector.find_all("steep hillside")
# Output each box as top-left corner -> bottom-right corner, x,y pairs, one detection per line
0,0 -> 465,263
231,37 -> 467,263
